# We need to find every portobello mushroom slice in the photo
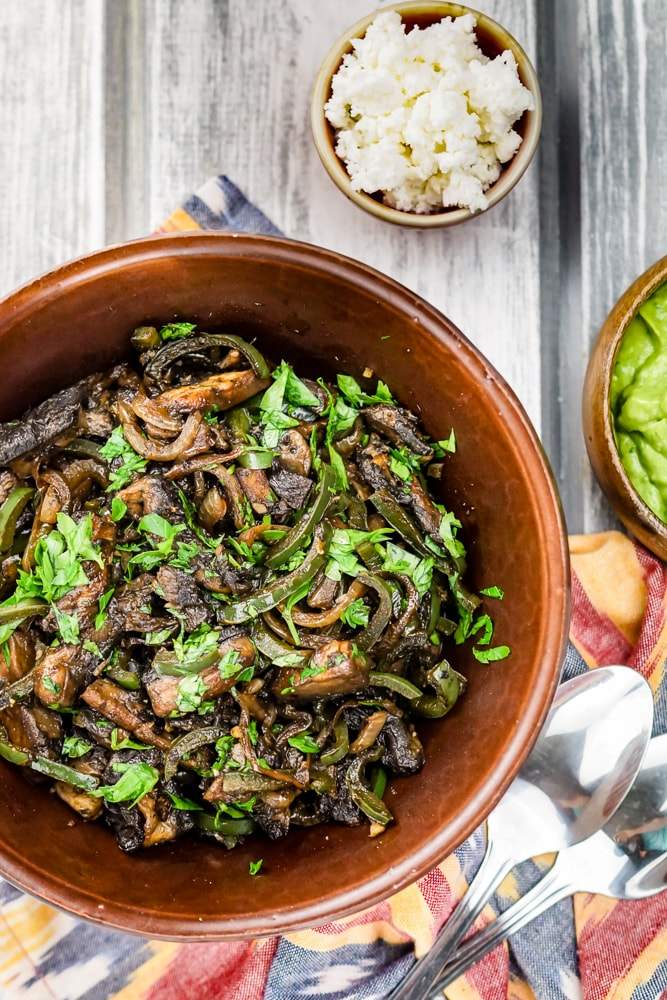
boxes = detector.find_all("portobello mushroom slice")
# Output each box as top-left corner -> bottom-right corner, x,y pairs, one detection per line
0,375 -> 96,464
364,405 -> 433,458
274,640 -> 372,701
155,371 -> 270,415
155,565 -> 209,631
144,635 -> 256,718
81,679 -> 171,750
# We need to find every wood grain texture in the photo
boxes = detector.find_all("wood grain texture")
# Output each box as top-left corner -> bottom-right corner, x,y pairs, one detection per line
3,0 -> 665,534
578,0 -> 667,531
108,0 -> 542,434
0,0 -> 105,295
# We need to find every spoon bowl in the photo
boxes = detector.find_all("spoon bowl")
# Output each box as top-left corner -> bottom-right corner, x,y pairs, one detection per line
435,731 -> 667,989
389,666 -> 654,1000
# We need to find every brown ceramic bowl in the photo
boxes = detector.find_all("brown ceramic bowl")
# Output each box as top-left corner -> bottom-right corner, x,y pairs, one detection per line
583,255 -> 667,559
311,1 -> 542,228
0,233 -> 568,939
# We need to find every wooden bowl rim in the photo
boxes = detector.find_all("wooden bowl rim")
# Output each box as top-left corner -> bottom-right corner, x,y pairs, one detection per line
0,232 -> 569,938
586,255 -> 667,547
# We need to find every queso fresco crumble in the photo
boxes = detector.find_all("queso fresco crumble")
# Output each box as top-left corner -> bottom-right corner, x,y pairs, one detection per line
325,11 -> 534,214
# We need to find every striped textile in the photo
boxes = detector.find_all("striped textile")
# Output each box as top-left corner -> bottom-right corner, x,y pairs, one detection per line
1,176 -> 666,1000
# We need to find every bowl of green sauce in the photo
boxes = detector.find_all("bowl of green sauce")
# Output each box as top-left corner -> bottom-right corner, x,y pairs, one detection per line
584,255 -> 667,558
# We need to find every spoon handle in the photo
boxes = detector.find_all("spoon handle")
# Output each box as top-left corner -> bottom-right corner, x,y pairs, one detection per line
388,836 -> 514,1000
430,860 -> 573,994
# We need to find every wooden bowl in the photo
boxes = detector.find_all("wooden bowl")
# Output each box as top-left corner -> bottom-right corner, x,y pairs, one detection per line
0,233 -> 568,938
583,256 -> 667,559
310,1 -> 542,228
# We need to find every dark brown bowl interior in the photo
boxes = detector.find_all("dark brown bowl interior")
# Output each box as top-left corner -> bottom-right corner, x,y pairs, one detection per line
0,233 -> 569,939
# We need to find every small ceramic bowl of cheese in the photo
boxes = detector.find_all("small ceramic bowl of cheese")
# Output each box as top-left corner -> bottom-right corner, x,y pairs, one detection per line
311,1 -> 542,228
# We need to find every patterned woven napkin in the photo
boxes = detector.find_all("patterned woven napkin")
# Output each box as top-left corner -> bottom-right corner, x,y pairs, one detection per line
1,177 -> 666,1000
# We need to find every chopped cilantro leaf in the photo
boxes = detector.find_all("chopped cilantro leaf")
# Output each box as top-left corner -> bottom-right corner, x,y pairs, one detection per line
160,321 -> 196,341
62,736 -> 92,758
473,644 -> 511,664
288,733 -> 320,754
248,858 -> 263,876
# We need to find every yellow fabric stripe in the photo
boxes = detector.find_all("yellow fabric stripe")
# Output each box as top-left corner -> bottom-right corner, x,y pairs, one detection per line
159,208 -> 201,232
569,532 -> 647,644
388,881 -> 435,958
111,942 -> 180,1000
608,925 -> 667,1000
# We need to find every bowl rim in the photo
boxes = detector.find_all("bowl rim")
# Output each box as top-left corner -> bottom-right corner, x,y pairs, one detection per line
0,232 -> 569,938
310,0 -> 543,228
583,255 -> 667,554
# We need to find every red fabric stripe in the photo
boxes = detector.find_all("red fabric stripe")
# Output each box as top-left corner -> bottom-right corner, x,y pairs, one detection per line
578,894 -> 667,1000
629,544 -> 667,676
420,866 -> 456,933
464,941 -> 509,1000
569,571 -> 632,664
313,899 -> 393,936
144,938 -> 278,1000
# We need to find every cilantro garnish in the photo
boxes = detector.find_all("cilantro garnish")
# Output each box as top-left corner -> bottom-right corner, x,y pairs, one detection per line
159,321 -> 197,341
175,674 -> 208,713
336,374 -> 395,407
91,761 -> 159,808
100,427 -> 147,492
473,645 -> 511,664
168,792 -> 204,811
248,858 -> 264,876
432,429 -> 456,456
288,733 -> 320,754
480,585 -> 504,599
341,598 -> 369,628
62,736 -> 92,758
126,513 -> 185,573
381,541 -> 434,596
53,607 -> 80,645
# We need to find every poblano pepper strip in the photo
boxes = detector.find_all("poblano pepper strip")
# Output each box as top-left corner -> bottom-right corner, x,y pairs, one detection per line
164,726 -> 224,781
31,756 -> 99,790
346,750 -> 393,826
146,333 -> 270,381
0,487 -> 34,554
369,671 -> 423,700
266,464 -> 336,569
414,661 -> 467,718
319,718 -> 349,766
219,523 -> 332,624
354,574 -> 393,651
196,814 -> 255,837
0,598 -> 48,625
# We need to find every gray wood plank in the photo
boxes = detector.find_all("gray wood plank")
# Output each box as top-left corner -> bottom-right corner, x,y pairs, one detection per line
574,0 -> 667,531
117,0 -> 542,433
0,0 -> 105,296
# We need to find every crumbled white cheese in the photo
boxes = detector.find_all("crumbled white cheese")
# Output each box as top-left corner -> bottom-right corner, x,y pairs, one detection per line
325,11 -> 534,214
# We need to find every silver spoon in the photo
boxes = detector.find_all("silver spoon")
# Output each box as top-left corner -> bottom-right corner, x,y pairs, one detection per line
433,733 -> 667,993
388,666 -> 654,1000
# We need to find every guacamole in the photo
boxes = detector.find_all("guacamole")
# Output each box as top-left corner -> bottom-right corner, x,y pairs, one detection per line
611,281 -> 667,521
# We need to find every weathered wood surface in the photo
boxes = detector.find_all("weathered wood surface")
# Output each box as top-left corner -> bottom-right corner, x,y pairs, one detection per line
0,0 -> 665,533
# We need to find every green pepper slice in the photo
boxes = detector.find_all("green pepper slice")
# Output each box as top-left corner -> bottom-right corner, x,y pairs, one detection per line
164,726 -> 224,781
319,718 -> 349,766
346,750 -> 393,826
220,523 -> 332,625
354,574 -> 393,651
266,465 -> 336,569
414,660 -> 467,718
31,756 -> 99,790
369,671 -> 423,700
0,487 -> 34,554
